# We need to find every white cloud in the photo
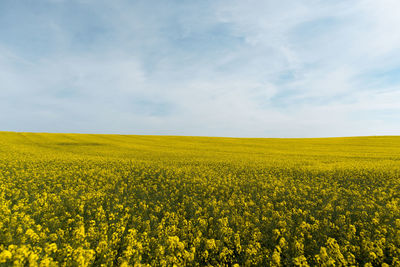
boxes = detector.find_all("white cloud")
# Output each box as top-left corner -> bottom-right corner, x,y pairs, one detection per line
0,0 -> 399,137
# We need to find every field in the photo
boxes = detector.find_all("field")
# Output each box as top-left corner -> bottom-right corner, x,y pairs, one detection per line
0,132 -> 400,266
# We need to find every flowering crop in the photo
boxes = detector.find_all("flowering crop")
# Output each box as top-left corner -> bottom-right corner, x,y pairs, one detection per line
0,132 -> 400,266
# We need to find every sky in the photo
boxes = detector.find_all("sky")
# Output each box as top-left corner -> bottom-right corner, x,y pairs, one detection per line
1,0 -> 400,138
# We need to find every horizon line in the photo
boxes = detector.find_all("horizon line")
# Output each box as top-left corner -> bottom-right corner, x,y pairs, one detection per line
1,130 -> 399,140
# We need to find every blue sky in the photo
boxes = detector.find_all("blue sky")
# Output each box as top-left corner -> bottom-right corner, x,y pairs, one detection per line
1,0 -> 400,137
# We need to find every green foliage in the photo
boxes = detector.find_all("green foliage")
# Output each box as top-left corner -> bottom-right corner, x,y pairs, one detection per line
0,132 -> 400,266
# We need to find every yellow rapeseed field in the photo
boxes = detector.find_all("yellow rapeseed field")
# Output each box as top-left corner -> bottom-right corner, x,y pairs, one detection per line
0,132 -> 400,266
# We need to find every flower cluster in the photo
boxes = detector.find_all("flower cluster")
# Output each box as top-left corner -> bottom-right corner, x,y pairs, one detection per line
0,133 -> 399,265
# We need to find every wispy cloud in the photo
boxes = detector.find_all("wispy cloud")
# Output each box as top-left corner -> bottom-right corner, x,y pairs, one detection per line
0,0 -> 399,137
